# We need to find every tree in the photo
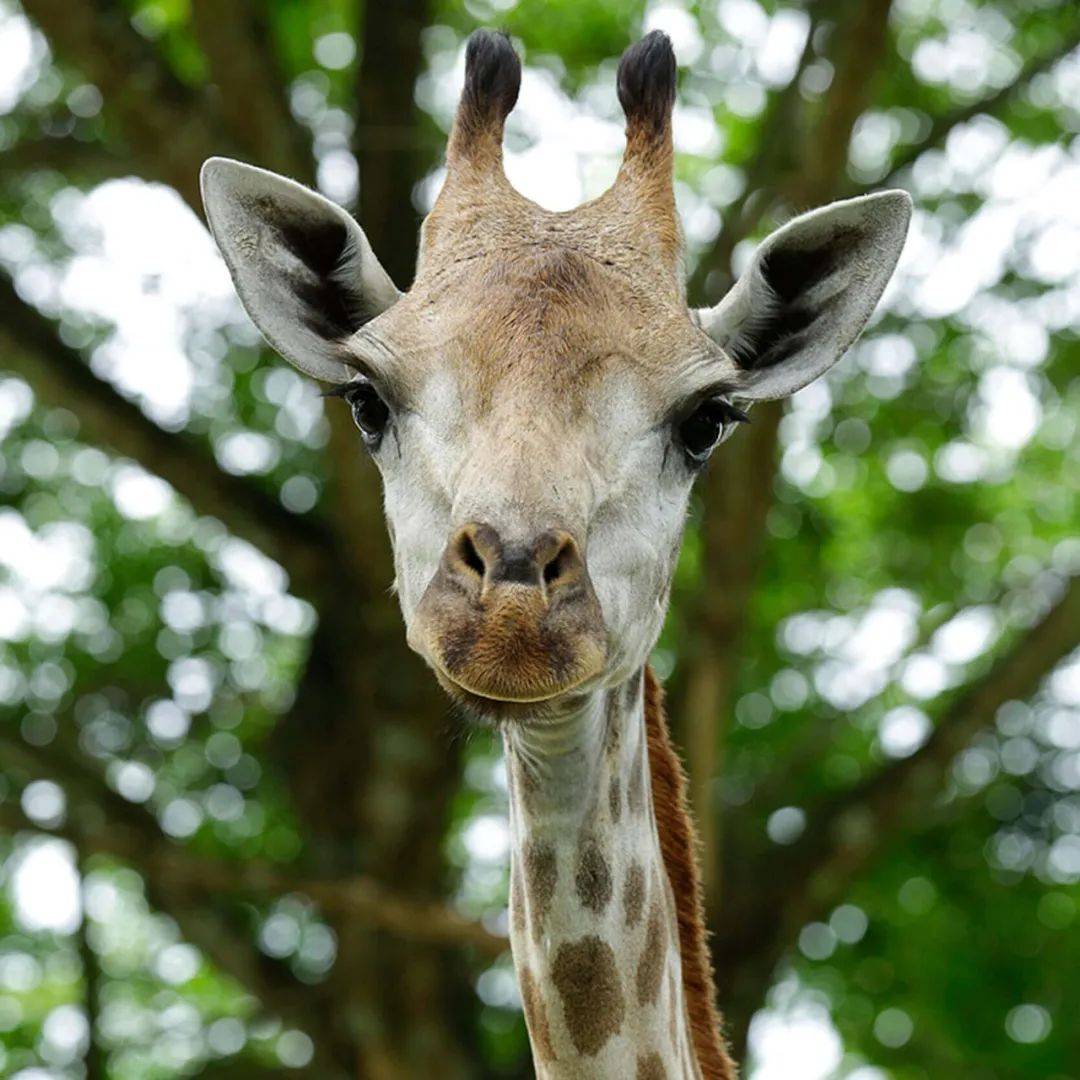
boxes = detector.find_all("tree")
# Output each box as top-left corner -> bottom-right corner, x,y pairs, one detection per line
0,0 -> 1077,1076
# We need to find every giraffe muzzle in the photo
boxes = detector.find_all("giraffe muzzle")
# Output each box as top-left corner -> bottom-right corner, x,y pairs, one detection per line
408,522 -> 608,711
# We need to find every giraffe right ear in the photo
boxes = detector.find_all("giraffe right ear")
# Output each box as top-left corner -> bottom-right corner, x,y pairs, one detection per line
695,191 -> 911,401
200,158 -> 400,382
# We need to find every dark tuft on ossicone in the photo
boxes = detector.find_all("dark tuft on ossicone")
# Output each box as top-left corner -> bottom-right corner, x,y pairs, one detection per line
462,29 -> 522,124
617,30 -> 676,136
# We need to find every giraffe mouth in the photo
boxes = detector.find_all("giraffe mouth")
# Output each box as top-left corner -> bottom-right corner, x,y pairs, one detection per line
420,618 -> 608,712
432,667 -> 602,721
438,668 -> 597,704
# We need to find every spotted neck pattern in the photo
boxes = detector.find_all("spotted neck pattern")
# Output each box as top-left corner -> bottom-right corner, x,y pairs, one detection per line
504,669 -> 702,1079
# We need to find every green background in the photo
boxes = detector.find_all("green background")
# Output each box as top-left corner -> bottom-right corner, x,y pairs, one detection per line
0,0 -> 1078,1076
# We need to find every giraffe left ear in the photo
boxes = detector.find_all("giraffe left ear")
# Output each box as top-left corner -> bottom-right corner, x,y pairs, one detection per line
201,157 -> 400,382
696,190 -> 912,400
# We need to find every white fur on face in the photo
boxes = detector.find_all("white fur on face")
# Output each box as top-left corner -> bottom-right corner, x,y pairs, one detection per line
381,368 -> 464,618
374,362 -> 696,686
577,372 -> 690,683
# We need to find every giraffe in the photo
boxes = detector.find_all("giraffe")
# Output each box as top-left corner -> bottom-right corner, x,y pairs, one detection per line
201,28 -> 911,1078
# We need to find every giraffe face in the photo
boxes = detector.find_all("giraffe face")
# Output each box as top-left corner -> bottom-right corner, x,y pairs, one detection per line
338,241 -> 734,715
202,30 -> 911,720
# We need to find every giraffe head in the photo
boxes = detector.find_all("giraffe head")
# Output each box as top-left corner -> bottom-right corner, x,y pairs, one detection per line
202,30 -> 910,720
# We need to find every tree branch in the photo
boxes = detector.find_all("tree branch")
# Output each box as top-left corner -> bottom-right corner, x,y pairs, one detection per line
674,403 -> 785,907
689,1 -> 824,302
800,574 -> 1080,900
0,271 -> 334,594
0,720 -> 506,1074
0,134 -> 128,184
20,0 -> 232,213
692,0 -> 894,303
872,24 -> 1080,190
76,847 -> 107,1080
692,1 -> 1080,301
188,0 -> 313,182
6,6 -> 478,1071
354,0 -> 428,289
0,729 -> 503,958
714,574 -> 1080,1043
690,15 -> 1080,921
0,797 -> 504,959
789,0 -> 895,206
0,730 -> 349,1075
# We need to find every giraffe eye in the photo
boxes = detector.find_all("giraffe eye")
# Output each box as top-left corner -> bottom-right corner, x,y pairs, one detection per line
346,382 -> 389,442
676,397 -> 749,464
326,377 -> 390,446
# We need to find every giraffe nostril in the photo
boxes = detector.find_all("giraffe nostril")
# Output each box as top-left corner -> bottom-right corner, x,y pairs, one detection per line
447,524 -> 500,587
540,533 -> 582,593
444,524 -> 584,596
457,531 -> 486,580
543,556 -> 561,587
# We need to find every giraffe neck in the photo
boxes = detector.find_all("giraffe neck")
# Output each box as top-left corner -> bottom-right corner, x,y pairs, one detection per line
503,667 -> 733,1078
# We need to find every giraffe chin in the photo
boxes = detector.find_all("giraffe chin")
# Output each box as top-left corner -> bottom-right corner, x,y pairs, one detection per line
433,668 -> 600,723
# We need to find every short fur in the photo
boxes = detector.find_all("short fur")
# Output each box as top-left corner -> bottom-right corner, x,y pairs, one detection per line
461,29 -> 521,125
449,29 -> 522,168
645,667 -> 736,1079
617,30 -> 677,139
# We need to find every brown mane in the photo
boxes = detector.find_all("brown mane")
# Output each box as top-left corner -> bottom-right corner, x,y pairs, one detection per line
644,666 -> 737,1078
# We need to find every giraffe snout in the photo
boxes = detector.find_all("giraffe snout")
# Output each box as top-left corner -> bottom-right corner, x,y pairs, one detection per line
444,523 -> 586,603
408,521 -> 608,713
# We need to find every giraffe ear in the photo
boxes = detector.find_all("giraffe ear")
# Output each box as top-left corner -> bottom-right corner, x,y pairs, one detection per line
201,158 -> 400,382
697,191 -> 912,401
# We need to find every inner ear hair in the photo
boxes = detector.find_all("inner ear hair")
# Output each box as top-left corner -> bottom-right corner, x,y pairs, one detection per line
274,211 -> 360,341
329,229 -> 385,332
740,229 -> 862,372
718,258 -> 781,369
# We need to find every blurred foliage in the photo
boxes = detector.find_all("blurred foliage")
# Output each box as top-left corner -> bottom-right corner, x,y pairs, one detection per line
0,0 -> 1078,1077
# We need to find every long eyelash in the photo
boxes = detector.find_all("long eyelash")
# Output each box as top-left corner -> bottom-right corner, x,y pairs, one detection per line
719,401 -> 751,424
322,380 -> 364,399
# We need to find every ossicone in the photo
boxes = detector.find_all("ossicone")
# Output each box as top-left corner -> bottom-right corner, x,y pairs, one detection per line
462,29 -> 521,127
617,30 -> 676,141
605,30 -> 680,271
448,29 -> 522,167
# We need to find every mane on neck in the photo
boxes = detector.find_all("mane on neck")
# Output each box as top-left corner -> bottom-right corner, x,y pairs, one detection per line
643,666 -> 737,1078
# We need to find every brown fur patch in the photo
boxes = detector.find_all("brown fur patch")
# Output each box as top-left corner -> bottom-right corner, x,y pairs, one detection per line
438,616 -> 479,677
575,839 -> 613,914
511,861 -> 526,935
637,1051 -> 668,1080
627,732 -> 646,816
605,690 -> 621,754
636,898 -> 666,1006
520,966 -> 556,1064
551,936 -> 625,1057
624,860 -> 646,927
644,666 -> 736,1077
609,775 -> 622,822
524,840 -> 557,938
